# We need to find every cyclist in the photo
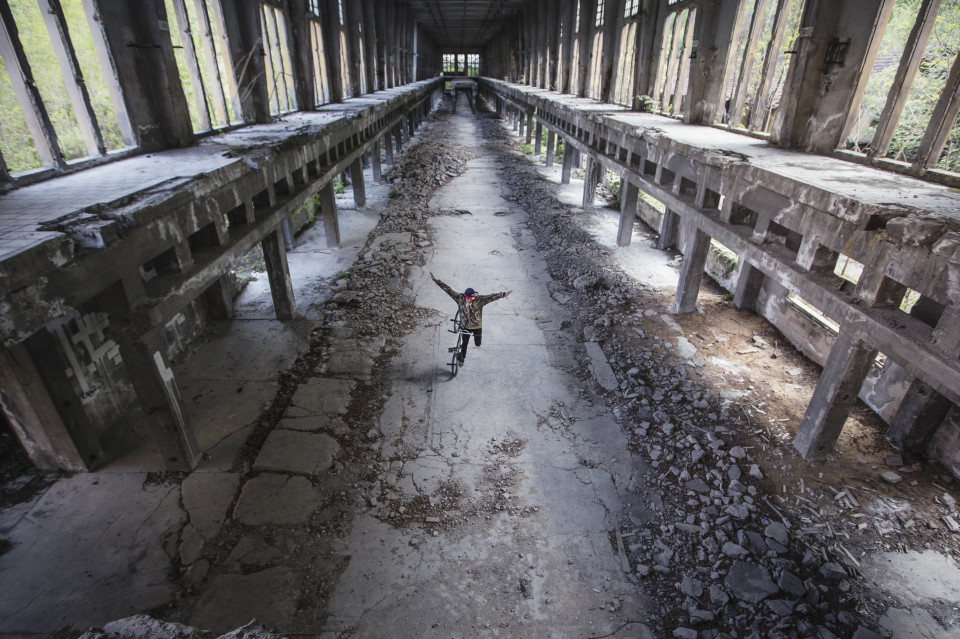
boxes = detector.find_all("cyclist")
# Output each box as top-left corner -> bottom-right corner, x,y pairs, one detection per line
431,272 -> 512,365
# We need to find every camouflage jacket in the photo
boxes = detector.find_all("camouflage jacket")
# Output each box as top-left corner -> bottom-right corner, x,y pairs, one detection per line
433,277 -> 508,330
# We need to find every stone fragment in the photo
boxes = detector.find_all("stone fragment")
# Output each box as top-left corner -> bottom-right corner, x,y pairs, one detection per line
942,492 -> 957,510
851,627 -> 883,639
944,515 -> 960,533
729,446 -> 746,459
765,599 -> 796,616
881,471 -> 902,484
885,454 -> 903,467
686,478 -> 711,493
680,575 -> 703,598
673,629 -> 697,639
710,584 -> 729,605
723,542 -> 749,558
724,560 -> 779,604
765,521 -> 789,546
778,570 -> 805,599
749,464 -> 764,480
819,563 -> 847,582
689,608 -> 714,623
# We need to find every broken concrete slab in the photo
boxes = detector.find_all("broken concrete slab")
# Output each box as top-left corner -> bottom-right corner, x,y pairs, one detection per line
723,560 -> 779,603
232,474 -> 320,526
285,377 -> 355,418
188,566 -> 296,634
254,430 -> 340,474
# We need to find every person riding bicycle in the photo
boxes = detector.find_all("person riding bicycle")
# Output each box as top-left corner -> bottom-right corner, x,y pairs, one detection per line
431,272 -> 512,365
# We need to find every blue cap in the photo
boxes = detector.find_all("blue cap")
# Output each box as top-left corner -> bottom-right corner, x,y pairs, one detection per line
464,288 -> 476,296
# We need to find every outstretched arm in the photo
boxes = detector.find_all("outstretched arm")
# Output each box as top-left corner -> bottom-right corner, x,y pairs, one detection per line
430,272 -> 458,301
477,290 -> 512,305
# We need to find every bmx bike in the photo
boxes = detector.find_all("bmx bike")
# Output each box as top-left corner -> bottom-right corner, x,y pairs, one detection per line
447,310 -> 471,377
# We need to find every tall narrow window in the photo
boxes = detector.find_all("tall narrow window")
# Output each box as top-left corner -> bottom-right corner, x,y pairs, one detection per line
308,14 -> 330,105
260,2 -> 296,115
654,8 -> 696,116
843,0 -> 960,173
0,0 -> 133,174
165,0 -> 241,132
614,18 -> 639,105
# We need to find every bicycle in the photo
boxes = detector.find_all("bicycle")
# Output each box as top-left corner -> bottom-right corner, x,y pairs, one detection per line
447,310 -> 471,377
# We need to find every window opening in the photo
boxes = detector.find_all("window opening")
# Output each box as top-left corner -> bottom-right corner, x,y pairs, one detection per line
624,0 -> 641,19
165,0 -> 240,132
309,18 -> 330,104
787,292 -> 840,333
0,0 -> 133,173
595,0 -> 605,28
260,3 -> 296,115
843,0 -> 960,173
614,21 -> 638,105
747,0 -> 806,132
834,254 -> 863,285
588,30 -> 604,98
443,53 -> 456,73
654,8 -> 695,115
466,53 -> 480,76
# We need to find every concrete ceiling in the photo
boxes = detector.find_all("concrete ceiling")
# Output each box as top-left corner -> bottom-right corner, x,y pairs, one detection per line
405,0 -> 532,51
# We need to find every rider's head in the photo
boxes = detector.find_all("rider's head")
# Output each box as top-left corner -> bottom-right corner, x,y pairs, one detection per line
464,287 -> 476,300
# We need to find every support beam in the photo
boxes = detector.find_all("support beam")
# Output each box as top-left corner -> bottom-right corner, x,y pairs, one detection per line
733,262 -> 765,311
535,121 -> 543,154
384,131 -> 395,165
526,112 -> 535,144
617,180 -> 639,246
261,227 -> 296,320
561,142 -> 574,184
546,130 -> 556,167
117,329 -> 201,471
1,341 -> 92,471
658,209 -> 680,250
887,378 -> 952,455
350,157 -> 366,209
204,275 -> 235,319
372,139 -> 382,183
582,158 -> 602,208
794,328 -> 878,459
672,220 -> 712,314
318,181 -> 341,248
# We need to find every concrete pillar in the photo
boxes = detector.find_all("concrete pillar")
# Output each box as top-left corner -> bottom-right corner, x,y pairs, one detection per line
794,328 -> 878,459
512,108 -> 519,131
117,329 -> 201,471
672,220 -> 712,314
372,139 -> 382,183
395,125 -> 404,153
384,131 -> 395,165
349,157 -> 366,209
561,143 -> 574,184
887,378 -> 953,455
318,181 -> 341,248
932,307 -> 960,355
0,341 -> 92,471
526,112 -> 535,144
572,147 -> 582,169
535,121 -> 543,154
582,158 -> 602,208
261,228 -> 296,320
204,275 -> 235,319
519,112 -> 526,138
733,262 -> 765,311
617,180 -> 640,247
407,114 -> 415,138
546,130 -> 556,167
658,209 -> 681,250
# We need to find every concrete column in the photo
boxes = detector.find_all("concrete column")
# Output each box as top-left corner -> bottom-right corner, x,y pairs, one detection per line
526,112 -> 535,144
672,220 -> 712,314
372,140 -> 382,183
617,180 -> 640,247
204,275 -> 235,319
407,115 -> 415,138
561,143 -> 574,184
261,228 -> 296,320
658,209 -> 681,250
519,112 -> 526,138
395,125 -> 404,153
546,130 -> 556,167
582,158 -> 602,208
0,341 -> 92,471
318,182 -> 341,248
794,328 -> 878,459
21,328 -> 105,468
933,307 -> 960,355
349,157 -> 366,209
535,122 -> 543,154
384,131 -> 395,165
887,378 -> 952,455
117,328 -> 201,471
733,262 -> 765,311
572,147 -> 582,169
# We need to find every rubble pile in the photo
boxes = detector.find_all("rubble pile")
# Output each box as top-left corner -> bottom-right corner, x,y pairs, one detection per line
478,115 -> 960,638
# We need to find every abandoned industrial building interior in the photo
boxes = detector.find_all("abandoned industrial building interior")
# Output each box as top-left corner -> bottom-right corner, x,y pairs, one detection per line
4,0 -> 960,636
